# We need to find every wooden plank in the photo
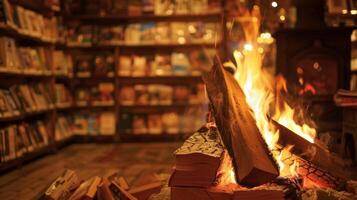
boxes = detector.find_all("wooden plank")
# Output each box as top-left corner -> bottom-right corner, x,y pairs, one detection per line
270,119 -> 349,180
202,55 -> 279,186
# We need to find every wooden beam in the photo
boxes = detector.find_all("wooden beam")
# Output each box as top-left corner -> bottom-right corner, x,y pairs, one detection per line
202,55 -> 279,187
270,119 -> 349,180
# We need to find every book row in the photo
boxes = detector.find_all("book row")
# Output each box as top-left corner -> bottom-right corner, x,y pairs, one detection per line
118,50 -> 215,77
73,112 -> 115,135
75,83 -> 115,107
55,84 -> 73,107
55,115 -> 74,141
0,37 -> 72,75
0,0 -> 65,42
0,120 -> 49,162
119,109 -> 206,135
67,22 -> 221,46
64,0 -> 221,16
0,83 -> 54,119
120,84 -> 206,106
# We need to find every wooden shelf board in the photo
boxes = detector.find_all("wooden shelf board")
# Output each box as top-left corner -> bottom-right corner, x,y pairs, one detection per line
0,24 -> 56,45
118,76 -> 202,84
120,104 -> 204,113
0,144 -> 52,174
9,0 -> 55,17
65,42 -> 220,49
0,70 -> 53,78
0,108 -> 55,123
65,12 -> 222,23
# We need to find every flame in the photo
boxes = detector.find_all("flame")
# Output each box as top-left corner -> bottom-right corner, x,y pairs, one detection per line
224,6 -> 316,178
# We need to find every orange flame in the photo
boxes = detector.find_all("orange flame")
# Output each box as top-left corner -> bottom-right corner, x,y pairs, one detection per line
223,5 -> 316,178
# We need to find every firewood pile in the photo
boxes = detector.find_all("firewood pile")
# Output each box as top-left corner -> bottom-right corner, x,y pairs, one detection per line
163,56 -> 357,200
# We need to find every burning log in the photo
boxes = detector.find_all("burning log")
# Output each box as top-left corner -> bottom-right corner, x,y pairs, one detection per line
203,55 -> 279,186
270,119 -> 349,181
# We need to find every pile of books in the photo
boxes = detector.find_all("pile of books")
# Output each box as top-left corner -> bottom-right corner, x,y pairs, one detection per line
43,169 -> 164,200
120,109 -> 206,135
55,84 -> 73,108
120,84 -> 206,106
0,37 -> 53,75
67,22 -> 220,46
75,83 -> 115,107
73,111 -> 115,135
118,49 -> 215,76
0,120 -> 50,162
334,89 -> 357,107
0,0 -> 64,42
55,115 -> 73,141
63,0 -> 221,16
0,84 -> 54,119
53,50 -> 74,77
73,53 -> 115,78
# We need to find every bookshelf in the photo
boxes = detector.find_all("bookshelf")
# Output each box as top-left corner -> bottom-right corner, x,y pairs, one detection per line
0,0 -> 72,173
63,1 -> 225,143
0,0 -> 227,173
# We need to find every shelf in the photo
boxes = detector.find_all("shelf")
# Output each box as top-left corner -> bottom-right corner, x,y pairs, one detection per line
118,76 -> 202,84
75,103 -> 115,109
0,144 -> 53,174
9,0 -> 56,17
0,24 -> 56,45
326,13 -> 357,20
65,42 -> 220,49
120,104 -> 204,113
0,108 -> 55,123
120,133 -> 188,142
65,12 -> 222,23
0,70 -> 53,78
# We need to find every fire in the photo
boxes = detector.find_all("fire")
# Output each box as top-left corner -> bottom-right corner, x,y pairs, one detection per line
222,5 -> 316,179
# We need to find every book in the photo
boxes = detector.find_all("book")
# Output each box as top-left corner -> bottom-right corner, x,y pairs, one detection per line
53,51 -> 73,76
93,54 -> 115,77
91,83 -> 115,106
55,84 -> 72,107
334,89 -> 357,107
99,112 -> 115,135
75,87 -> 90,106
55,116 -> 73,141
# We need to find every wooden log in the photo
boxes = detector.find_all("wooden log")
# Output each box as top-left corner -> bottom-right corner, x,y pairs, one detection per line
202,55 -> 279,186
44,169 -> 80,200
270,119 -> 349,180
109,181 -> 138,200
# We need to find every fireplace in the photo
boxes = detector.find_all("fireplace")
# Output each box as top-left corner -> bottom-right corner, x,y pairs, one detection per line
274,0 -> 352,133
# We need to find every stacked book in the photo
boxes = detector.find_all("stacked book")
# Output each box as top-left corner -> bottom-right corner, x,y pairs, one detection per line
55,84 -> 73,108
55,115 -> 73,141
73,111 -> 115,135
53,50 -> 74,77
75,83 -> 115,107
0,120 -> 50,162
118,49 -> 215,77
334,89 -> 357,107
0,37 -> 53,75
67,22 -> 221,46
0,0 -> 63,42
0,83 -> 54,119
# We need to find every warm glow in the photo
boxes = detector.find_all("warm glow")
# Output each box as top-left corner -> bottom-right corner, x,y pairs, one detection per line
224,5 -> 316,178
271,1 -> 278,8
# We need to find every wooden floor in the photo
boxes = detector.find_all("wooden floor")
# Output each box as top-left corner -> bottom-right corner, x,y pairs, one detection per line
0,143 -> 181,200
